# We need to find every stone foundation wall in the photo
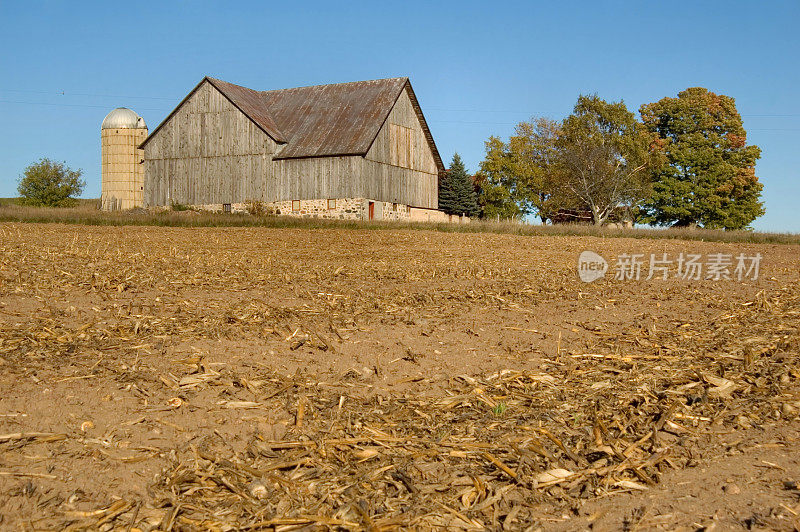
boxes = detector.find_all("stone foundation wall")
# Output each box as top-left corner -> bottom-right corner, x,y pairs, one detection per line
267,198 -> 367,219
380,201 -> 411,221
194,203 -> 249,214
193,198 -> 368,219
188,198 -> 466,223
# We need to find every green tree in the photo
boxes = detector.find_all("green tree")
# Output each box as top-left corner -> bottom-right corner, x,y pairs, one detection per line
478,137 -> 523,219
439,153 -> 479,217
17,158 -> 85,207
479,118 -> 560,222
554,95 -> 661,226
473,170 -> 521,220
640,87 -> 763,229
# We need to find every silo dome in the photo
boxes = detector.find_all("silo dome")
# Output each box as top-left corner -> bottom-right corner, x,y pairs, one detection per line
101,107 -> 147,129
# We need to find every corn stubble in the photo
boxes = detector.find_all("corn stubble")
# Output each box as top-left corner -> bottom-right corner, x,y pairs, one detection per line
0,223 -> 798,530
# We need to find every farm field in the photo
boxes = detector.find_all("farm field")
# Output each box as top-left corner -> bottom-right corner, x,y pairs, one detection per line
0,223 -> 799,531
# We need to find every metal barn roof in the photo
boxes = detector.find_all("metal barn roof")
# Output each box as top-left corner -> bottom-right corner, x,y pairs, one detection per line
204,79 -> 286,143
141,76 -> 443,172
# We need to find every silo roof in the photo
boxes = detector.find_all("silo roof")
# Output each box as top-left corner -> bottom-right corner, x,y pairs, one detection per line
102,108 -> 147,129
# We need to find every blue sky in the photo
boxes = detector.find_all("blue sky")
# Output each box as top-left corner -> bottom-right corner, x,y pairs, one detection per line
1,1 -> 797,231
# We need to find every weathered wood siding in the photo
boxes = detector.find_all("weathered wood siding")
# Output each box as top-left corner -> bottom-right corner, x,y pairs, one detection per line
143,81 -> 276,206
364,86 -> 439,208
144,81 -> 439,209
271,157 -> 364,201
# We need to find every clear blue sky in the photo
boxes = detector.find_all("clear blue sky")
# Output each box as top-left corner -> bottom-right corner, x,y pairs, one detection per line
1,1 -> 797,231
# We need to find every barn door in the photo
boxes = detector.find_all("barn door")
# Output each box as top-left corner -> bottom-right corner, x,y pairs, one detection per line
368,201 -> 375,220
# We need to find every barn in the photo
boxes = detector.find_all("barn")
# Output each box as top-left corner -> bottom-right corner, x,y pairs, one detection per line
135,76 -> 447,221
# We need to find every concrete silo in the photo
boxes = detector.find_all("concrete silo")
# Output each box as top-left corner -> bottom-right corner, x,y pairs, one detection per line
101,108 -> 147,210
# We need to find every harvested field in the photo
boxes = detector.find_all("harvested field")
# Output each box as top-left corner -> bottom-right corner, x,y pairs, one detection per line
0,223 -> 799,531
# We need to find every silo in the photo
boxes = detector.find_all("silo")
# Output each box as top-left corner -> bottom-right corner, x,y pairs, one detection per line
101,108 -> 148,211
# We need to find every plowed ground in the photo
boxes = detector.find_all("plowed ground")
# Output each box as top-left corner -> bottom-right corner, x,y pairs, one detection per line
1,224 -> 799,531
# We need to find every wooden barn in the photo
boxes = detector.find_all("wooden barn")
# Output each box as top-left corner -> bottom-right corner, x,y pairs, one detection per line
138,76 -> 447,220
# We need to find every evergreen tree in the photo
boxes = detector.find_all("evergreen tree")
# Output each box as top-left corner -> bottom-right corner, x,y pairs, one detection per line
438,164 -> 461,215
439,153 -> 479,216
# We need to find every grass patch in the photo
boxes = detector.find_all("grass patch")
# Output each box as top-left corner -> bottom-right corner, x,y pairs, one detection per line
492,402 -> 508,417
0,200 -> 797,245
0,197 -> 99,208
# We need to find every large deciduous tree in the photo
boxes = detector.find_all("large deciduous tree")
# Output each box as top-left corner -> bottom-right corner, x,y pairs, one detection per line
479,118 -> 560,222
477,137 -> 524,220
439,153 -> 479,217
472,169 -> 520,220
640,87 -> 763,229
554,95 -> 661,226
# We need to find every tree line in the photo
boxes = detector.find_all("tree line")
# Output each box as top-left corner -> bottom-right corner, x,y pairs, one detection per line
438,87 -> 764,229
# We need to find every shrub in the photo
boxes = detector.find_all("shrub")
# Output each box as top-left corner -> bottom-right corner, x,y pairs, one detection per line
246,200 -> 265,216
246,200 -> 279,216
17,158 -> 85,207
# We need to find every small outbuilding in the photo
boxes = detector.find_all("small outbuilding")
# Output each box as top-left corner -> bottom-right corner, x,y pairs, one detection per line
136,76 -> 447,220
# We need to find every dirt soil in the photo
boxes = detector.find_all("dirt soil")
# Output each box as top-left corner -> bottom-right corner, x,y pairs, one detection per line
0,223 -> 799,531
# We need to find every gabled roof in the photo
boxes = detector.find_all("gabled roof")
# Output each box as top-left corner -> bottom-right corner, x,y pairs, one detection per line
206,78 -> 285,143
141,76 -> 444,172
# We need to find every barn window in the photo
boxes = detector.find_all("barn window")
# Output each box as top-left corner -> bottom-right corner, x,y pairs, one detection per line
292,200 -> 300,212
393,203 -> 398,211
389,123 -> 413,168
223,203 -> 231,213
327,199 -> 336,210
